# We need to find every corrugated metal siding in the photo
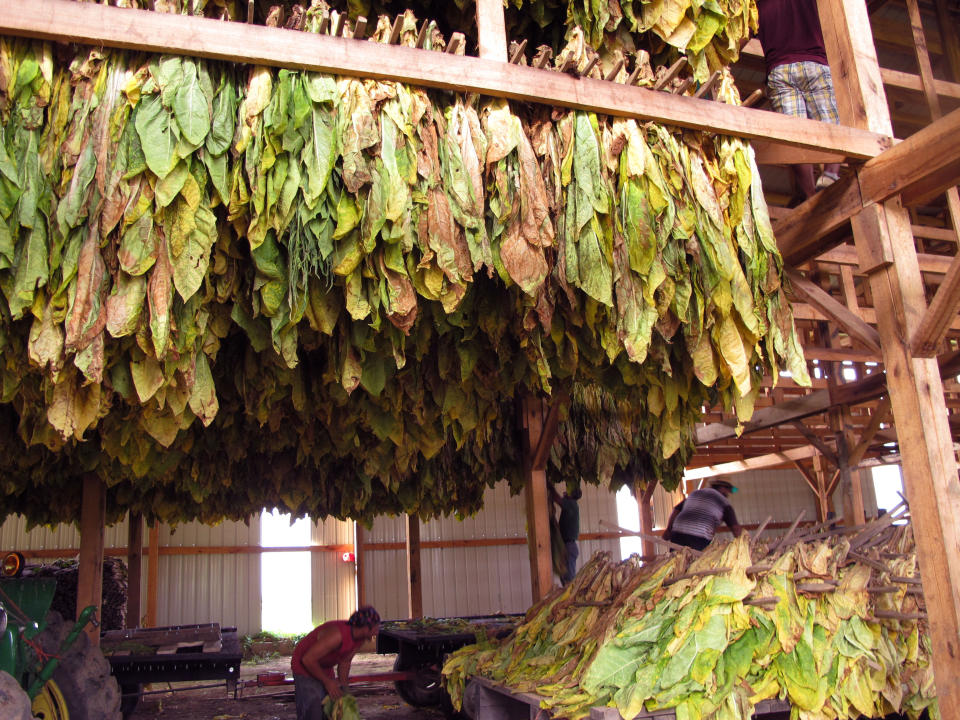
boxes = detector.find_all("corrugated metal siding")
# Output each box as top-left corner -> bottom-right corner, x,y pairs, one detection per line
364,482 -> 622,619
0,515 -> 129,556
156,518 -> 261,636
310,518 -> 356,625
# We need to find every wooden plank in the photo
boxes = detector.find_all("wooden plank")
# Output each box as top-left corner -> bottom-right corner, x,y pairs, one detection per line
638,481 -> 657,559
684,445 -> 821,480
859,107 -> 960,207
146,524 -> 159,628
822,0 -> 960,695
78,475 -> 106,646
785,268 -> 882,353
0,0 -> 890,158
775,177 -> 864,267
752,140 -> 845,166
475,0 -> 507,62
405,515 -> 422,619
126,513 -> 143,629
792,460 -> 820,496
818,244 -> 954,275
522,396 -> 554,602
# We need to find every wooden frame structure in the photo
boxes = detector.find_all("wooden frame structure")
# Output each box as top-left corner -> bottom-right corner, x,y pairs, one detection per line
3,0 -> 960,707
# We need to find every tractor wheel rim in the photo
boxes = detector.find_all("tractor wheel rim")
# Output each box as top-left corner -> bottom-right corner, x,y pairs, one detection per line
31,679 -> 69,720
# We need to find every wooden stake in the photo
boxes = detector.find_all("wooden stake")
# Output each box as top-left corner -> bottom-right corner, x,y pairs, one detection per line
604,58 -> 624,82
388,15 -> 403,45
353,16 -> 366,40
446,33 -> 463,54
414,20 -> 428,49
246,0 -> 253,24
534,48 -> 553,69
508,38 -> 527,64
742,88 -> 763,107
333,13 -> 345,38
355,522 -> 366,609
653,57 -> 687,91
581,56 -> 599,78
693,70 -> 721,99
78,475 -> 106,646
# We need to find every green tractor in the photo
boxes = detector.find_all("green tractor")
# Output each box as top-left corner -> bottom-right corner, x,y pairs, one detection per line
0,553 -> 121,720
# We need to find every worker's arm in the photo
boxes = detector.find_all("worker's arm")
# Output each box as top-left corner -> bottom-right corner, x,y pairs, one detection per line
336,652 -> 356,690
663,501 -> 684,541
548,483 -> 561,507
300,626 -> 345,699
723,505 -> 744,538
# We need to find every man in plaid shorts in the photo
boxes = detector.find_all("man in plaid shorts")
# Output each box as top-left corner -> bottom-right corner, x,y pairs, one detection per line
758,0 -> 842,199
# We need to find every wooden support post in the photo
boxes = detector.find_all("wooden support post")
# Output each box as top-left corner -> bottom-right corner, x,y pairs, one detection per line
126,513 -> 143,628
812,455 -> 832,523
475,0 -> 507,62
935,0 -> 960,83
77,475 -> 106,646
522,395 -> 554,602
146,524 -> 160,627
355,523 -> 366,609
405,515 -> 422,619
637,481 -> 657,559
820,0 -> 960,703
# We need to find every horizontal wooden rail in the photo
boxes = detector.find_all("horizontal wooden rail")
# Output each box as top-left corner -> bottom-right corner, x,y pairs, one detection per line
0,0 -> 889,158
4,534 -> 626,560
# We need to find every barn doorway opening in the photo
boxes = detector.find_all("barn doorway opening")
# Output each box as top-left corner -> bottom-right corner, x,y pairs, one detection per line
260,509 -> 314,634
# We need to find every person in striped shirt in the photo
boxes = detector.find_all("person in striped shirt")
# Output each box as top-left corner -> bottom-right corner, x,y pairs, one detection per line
663,480 -> 744,551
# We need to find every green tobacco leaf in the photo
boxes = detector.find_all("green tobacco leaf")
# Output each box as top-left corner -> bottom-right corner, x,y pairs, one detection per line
173,60 -> 211,146
135,94 -> 178,178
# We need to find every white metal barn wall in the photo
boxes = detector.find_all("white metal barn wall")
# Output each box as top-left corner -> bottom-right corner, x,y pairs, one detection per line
653,469 -> 880,547
363,482 -> 622,620
156,519 -> 262,636
310,517 -> 356,625
0,514 -> 129,556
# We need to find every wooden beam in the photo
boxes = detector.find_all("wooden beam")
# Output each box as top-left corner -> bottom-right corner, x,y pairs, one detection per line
849,396 -> 892,468
792,459 -> 820,495
818,244 -> 954,276
475,0 -> 507,63
777,108 -> 960,266
684,445 -> 821,480
405,515 -> 422,619
858,107 -> 960,208
902,0 -> 960,359
822,0 -> 960,699
934,0 -> 960,83
521,396 -> 553,602
146,524 -> 159,627
0,0 -> 890,158
78,475 -> 106,646
530,390 -> 567,471
126,513 -> 143,629
789,421 -> 839,466
637,481 -> 658,559
355,523 -> 366,609
752,140 -> 845,166
785,268 -> 882,353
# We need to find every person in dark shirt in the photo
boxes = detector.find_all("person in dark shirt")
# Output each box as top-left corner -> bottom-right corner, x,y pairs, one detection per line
291,606 -> 380,719
549,483 -> 583,585
757,0 -> 842,199
663,480 -> 743,551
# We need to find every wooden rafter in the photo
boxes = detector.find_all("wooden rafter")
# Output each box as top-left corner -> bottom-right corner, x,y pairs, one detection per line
785,269 -> 882,353
789,421 -> 839,466
684,445 -> 821,480
0,0 -> 889,158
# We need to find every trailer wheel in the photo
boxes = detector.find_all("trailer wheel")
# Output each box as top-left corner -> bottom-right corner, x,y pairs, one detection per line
393,654 -> 446,707
30,612 -> 122,720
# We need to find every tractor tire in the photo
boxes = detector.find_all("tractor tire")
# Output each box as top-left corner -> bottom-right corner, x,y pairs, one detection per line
30,612 -> 121,720
393,653 -> 446,707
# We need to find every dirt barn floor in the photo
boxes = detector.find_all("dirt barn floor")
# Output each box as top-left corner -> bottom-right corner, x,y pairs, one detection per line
127,653 -> 449,720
